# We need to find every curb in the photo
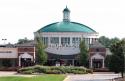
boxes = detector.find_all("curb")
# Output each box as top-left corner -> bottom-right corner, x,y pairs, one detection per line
63,76 -> 70,81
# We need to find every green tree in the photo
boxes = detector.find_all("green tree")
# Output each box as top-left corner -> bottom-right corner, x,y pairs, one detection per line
109,40 -> 125,78
79,40 -> 88,67
110,37 -> 120,45
17,37 -> 32,44
99,36 -> 120,48
105,55 -> 112,68
36,37 -> 47,65
99,36 -> 111,47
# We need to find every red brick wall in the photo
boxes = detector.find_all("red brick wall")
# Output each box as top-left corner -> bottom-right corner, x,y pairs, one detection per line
89,48 -> 106,52
18,47 -> 34,53
17,47 -> 35,59
89,47 -> 106,57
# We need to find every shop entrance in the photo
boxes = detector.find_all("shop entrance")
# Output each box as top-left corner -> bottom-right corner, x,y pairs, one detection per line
92,59 -> 102,68
19,52 -> 33,67
21,58 -> 32,67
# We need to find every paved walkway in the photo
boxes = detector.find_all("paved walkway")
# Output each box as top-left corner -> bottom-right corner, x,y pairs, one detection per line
64,72 -> 121,81
0,71 -> 36,77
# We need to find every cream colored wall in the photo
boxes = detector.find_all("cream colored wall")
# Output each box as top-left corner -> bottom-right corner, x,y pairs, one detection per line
34,32 -> 98,55
0,48 -> 18,58
34,32 -> 98,38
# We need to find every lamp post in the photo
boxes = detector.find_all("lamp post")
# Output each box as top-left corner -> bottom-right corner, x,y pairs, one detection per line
2,39 -> 7,45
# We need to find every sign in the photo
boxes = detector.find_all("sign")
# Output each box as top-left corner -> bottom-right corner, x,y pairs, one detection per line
0,51 -> 12,53
0,48 -> 17,58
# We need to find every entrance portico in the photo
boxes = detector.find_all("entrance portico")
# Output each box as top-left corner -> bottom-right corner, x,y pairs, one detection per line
19,52 -> 33,67
90,53 -> 105,69
17,46 -> 35,67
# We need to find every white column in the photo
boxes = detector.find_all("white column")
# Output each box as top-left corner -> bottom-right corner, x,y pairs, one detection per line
59,37 -> 61,46
102,59 -> 105,68
90,58 -> 93,68
70,37 -> 72,46
33,46 -> 35,63
48,37 -> 50,46
91,38 -> 94,44
90,38 -> 91,44
72,59 -> 74,66
19,56 -> 21,67
31,58 -> 33,61
89,38 -> 90,45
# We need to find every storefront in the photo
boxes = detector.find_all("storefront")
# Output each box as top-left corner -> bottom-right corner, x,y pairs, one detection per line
16,43 -> 36,67
0,43 -> 35,70
0,47 -> 18,70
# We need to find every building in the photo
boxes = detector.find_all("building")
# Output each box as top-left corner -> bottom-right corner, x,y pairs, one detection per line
89,41 -> 106,69
0,46 -> 17,70
0,43 -> 35,70
34,7 -> 103,67
16,42 -> 35,67
0,7 -> 109,70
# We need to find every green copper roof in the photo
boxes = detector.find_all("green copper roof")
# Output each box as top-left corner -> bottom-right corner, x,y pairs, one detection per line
63,6 -> 70,12
38,21 -> 96,33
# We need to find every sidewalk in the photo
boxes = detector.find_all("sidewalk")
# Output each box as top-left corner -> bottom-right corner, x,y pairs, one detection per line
64,72 -> 121,81
0,71 -> 36,77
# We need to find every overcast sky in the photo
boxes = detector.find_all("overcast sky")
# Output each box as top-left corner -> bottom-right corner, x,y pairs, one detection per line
0,0 -> 125,44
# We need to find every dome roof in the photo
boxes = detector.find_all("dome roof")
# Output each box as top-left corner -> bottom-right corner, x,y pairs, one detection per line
38,21 -> 96,33
63,6 -> 70,12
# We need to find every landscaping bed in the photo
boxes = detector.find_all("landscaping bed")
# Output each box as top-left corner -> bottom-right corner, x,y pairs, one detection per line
18,65 -> 93,74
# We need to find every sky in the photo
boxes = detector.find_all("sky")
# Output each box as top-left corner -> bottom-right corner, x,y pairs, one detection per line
0,0 -> 125,44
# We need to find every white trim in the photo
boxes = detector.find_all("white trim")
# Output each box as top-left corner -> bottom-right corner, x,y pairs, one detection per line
18,52 -> 33,67
90,53 -> 105,68
18,52 -> 34,53
91,53 -> 104,59
20,52 -> 33,59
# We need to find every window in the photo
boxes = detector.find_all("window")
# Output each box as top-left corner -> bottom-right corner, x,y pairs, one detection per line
72,37 -> 81,45
61,37 -> 70,46
42,37 -> 48,45
0,59 -> 16,67
50,37 -> 59,44
83,38 -> 89,44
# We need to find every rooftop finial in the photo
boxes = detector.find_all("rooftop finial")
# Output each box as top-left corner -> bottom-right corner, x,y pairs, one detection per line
66,5 -> 67,8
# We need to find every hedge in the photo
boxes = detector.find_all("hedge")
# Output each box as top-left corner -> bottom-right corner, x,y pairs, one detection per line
18,65 -> 93,74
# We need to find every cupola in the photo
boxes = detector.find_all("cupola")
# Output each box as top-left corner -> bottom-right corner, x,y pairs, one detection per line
63,6 -> 70,22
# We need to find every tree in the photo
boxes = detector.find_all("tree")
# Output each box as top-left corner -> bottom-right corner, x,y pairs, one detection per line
17,37 -> 32,44
36,37 -> 47,65
109,40 -> 125,78
110,37 -> 120,45
79,40 -> 88,67
99,36 -> 111,47
99,36 -> 120,48
105,55 -> 112,68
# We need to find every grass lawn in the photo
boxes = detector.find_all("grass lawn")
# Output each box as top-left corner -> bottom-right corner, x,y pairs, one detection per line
0,75 -> 66,81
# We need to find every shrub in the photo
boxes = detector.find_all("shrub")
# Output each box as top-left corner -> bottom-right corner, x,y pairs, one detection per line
18,67 -> 34,74
33,65 -> 49,73
45,69 -> 62,74
18,65 -> 91,74
21,70 -> 33,74
50,66 -> 66,74
86,69 -> 93,74
71,70 -> 85,74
